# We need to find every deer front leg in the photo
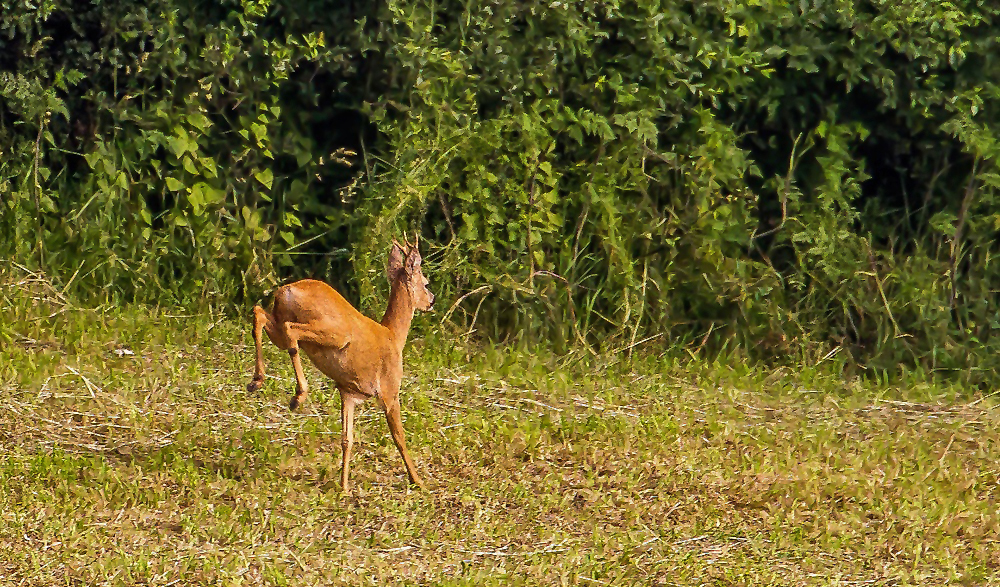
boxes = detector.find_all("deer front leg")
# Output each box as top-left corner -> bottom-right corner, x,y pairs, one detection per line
340,393 -> 361,492
247,305 -> 275,393
382,395 -> 425,489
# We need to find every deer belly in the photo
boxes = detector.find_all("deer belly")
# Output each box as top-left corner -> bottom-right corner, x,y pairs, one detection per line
301,343 -> 373,397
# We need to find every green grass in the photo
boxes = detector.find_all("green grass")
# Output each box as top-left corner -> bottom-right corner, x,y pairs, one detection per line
2,267 -> 999,586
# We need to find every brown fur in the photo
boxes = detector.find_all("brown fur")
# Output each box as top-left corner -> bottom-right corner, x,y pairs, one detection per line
247,237 -> 434,491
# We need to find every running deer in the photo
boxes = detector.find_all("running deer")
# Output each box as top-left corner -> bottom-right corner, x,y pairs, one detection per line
246,236 -> 434,491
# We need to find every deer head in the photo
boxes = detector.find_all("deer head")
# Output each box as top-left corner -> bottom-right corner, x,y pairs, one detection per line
387,234 -> 434,311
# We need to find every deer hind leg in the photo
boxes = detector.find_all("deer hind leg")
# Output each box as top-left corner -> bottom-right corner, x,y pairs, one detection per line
382,395 -> 425,489
247,305 -> 280,393
340,393 -> 361,493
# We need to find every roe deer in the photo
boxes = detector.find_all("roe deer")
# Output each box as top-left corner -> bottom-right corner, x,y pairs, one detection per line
246,236 -> 434,491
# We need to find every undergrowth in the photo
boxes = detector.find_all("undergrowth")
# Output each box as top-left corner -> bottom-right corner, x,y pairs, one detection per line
1,268 -> 999,586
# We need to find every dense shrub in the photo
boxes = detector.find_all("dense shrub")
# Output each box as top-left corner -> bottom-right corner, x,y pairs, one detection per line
2,0 -> 999,382
0,0 -> 372,301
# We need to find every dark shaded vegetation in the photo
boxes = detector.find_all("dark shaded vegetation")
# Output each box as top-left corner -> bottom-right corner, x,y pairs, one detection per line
2,0 -> 1000,383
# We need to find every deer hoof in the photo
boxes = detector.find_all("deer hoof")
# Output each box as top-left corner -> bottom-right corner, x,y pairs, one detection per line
246,378 -> 263,393
289,395 -> 300,411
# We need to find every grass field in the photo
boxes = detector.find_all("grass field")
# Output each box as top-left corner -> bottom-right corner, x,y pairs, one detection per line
2,268 -> 999,586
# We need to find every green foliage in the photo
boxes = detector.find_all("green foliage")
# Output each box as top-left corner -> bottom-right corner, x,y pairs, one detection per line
0,0 -> 369,302
358,0 -> 1000,382
2,0 -> 1000,382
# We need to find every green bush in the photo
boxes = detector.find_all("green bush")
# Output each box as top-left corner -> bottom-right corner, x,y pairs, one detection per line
2,0 -> 999,383
1,0 -> 370,302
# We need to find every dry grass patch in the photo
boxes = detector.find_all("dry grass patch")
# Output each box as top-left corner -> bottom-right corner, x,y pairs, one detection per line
1,267 -> 999,585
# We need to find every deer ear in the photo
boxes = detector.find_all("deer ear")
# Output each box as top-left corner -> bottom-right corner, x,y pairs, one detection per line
404,248 -> 422,274
388,241 -> 405,281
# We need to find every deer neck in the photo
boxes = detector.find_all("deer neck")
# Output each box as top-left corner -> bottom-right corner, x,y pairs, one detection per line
380,277 -> 415,351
